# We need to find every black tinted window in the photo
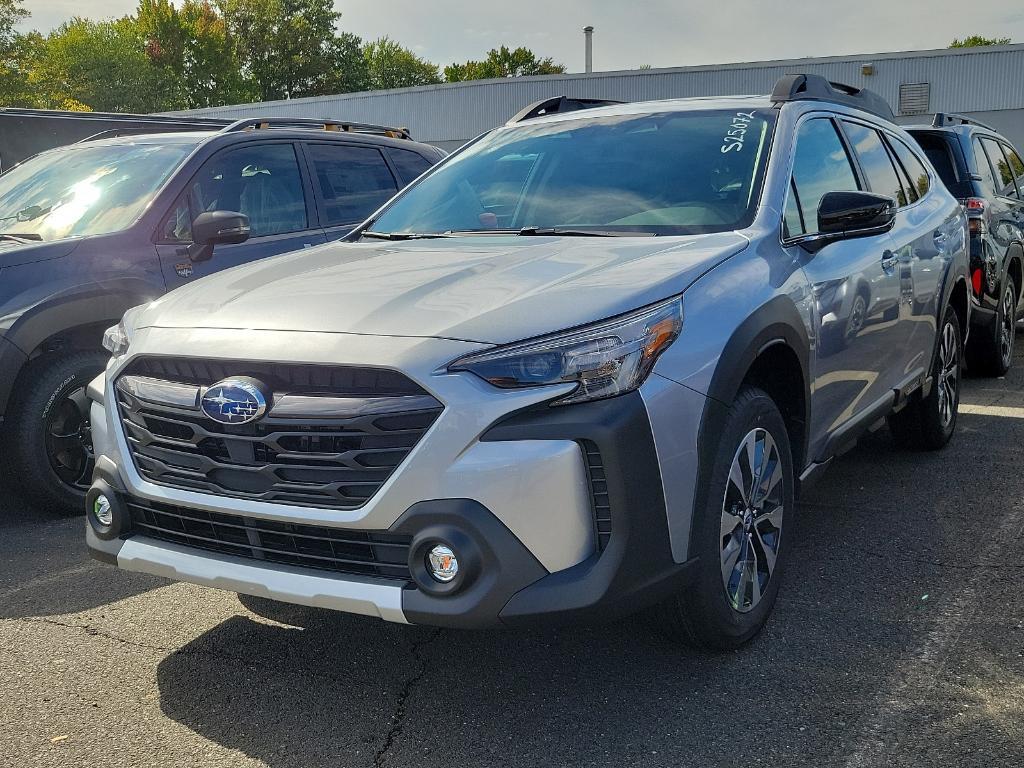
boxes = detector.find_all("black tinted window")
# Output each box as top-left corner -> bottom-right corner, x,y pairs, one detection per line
982,138 -> 1019,198
190,144 -> 307,237
909,132 -> 960,193
308,144 -> 398,226
843,121 -> 907,206
973,136 -> 1002,198
1002,143 -> 1024,197
786,118 -> 860,237
890,137 -> 930,203
389,148 -> 434,184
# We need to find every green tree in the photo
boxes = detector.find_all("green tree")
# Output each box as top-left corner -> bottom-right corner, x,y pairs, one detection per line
949,35 -> 1012,47
0,0 -> 33,107
217,0 -> 368,100
33,16 -> 180,112
444,45 -> 566,82
136,0 -> 253,109
363,36 -> 441,90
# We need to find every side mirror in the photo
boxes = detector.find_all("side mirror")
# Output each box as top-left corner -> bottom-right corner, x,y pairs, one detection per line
188,211 -> 250,262
816,191 -> 896,239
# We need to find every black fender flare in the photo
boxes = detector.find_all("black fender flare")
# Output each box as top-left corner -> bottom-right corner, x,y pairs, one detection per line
688,296 -> 811,560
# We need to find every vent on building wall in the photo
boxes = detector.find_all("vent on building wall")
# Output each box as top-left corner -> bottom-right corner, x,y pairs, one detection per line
899,83 -> 931,115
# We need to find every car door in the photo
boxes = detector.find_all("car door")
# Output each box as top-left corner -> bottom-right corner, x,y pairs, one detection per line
155,141 -> 325,291
783,116 -> 903,451
302,142 -> 401,241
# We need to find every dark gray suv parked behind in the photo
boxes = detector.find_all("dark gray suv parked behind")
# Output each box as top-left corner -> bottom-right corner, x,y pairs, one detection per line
908,115 -> 1024,375
0,118 -> 443,512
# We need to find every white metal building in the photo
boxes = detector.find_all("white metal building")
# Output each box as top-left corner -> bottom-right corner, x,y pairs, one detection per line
172,44 -> 1024,151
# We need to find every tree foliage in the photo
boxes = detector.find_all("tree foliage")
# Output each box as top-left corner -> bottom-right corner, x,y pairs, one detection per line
364,37 -> 441,90
444,46 -> 566,81
949,35 -> 1012,48
0,0 -> 567,112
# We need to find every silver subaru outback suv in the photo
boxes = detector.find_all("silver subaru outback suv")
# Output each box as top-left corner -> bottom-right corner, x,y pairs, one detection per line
86,75 -> 969,650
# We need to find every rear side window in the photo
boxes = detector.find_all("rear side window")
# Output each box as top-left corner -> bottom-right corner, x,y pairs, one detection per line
785,118 -> 860,238
389,148 -> 434,184
978,137 -> 1017,198
307,144 -> 399,226
842,121 -> 908,206
889,137 -> 930,202
972,137 -> 1002,198
1002,143 -> 1024,195
190,143 -> 308,237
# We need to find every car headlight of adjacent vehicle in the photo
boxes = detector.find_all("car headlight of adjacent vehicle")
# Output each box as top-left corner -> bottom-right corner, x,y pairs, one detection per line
448,297 -> 683,405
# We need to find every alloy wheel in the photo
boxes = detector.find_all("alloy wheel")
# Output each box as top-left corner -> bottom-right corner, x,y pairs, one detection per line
720,428 -> 784,613
937,320 -> 959,429
1000,285 -> 1015,370
43,385 -> 94,492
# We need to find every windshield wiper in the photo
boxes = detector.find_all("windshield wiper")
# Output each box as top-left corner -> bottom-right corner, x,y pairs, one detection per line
0,232 -> 42,243
360,231 -> 453,241
517,226 -> 655,237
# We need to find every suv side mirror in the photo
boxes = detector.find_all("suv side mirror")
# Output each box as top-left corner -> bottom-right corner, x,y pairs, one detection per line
188,211 -> 251,262
816,191 -> 896,239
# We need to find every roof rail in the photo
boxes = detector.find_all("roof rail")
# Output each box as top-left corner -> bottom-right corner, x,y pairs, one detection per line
932,112 -> 998,132
221,117 -> 412,140
75,126 -> 221,144
771,74 -> 894,121
508,96 -> 624,124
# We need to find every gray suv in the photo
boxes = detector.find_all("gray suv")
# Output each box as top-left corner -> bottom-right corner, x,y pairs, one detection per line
86,75 -> 969,650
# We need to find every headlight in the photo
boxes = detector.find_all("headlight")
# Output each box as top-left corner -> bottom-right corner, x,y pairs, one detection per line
101,321 -> 130,357
101,306 -> 142,358
448,297 -> 682,405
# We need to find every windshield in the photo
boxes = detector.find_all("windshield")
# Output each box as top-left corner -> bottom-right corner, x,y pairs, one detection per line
369,108 -> 775,237
0,142 -> 193,242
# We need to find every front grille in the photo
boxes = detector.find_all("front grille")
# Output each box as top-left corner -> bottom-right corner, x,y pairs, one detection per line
128,500 -> 412,580
116,357 -> 442,509
580,440 -> 611,551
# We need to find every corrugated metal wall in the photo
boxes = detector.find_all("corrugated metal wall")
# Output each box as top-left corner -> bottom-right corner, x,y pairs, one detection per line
170,44 -> 1024,148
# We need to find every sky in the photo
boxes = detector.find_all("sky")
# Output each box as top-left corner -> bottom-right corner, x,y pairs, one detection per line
20,0 -> 1024,72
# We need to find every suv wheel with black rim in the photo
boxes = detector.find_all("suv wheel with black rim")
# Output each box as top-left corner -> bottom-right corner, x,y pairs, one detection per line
652,387 -> 794,651
4,350 -> 108,514
889,304 -> 962,450
967,276 -> 1016,377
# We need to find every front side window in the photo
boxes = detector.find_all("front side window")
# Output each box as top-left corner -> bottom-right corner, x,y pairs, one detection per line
370,109 -> 776,236
785,118 -> 860,238
0,143 -> 192,242
842,121 -> 907,206
307,144 -> 398,226
190,143 -> 307,238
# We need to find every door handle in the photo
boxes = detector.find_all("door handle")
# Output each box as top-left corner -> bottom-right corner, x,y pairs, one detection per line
881,251 -> 898,272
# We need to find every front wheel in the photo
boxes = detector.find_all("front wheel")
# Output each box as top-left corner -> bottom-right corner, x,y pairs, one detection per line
652,387 -> 794,651
889,305 -> 962,450
4,350 -> 109,514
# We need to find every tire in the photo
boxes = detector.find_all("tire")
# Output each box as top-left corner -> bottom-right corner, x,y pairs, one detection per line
652,387 -> 794,651
966,276 -> 1016,377
3,350 -> 109,514
888,305 -> 962,451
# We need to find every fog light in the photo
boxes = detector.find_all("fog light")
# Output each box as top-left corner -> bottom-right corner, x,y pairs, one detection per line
426,544 -> 459,583
93,494 -> 113,527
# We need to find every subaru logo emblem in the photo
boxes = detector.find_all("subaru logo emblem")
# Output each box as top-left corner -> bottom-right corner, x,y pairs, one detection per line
201,378 -> 269,425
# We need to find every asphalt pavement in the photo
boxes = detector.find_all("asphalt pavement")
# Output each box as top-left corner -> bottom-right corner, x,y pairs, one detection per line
2,345 -> 1024,768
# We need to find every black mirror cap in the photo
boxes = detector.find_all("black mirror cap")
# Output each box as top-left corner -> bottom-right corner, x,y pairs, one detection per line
817,191 -> 896,237
192,210 -> 251,247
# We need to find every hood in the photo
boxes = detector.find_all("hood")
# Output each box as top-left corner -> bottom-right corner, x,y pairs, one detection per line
0,238 -> 79,268
139,233 -> 748,344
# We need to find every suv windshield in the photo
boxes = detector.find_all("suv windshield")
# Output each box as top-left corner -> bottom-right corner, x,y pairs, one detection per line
0,142 -> 193,242
369,109 -> 775,237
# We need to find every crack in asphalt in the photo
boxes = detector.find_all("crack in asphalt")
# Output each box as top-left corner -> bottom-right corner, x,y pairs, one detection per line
373,628 -> 442,768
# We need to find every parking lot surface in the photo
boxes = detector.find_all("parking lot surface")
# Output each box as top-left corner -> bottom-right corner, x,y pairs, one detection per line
3,348 -> 1024,768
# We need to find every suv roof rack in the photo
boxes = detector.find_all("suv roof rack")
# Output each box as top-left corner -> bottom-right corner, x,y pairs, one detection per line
221,117 -> 412,140
771,74 -> 894,121
508,96 -> 624,124
76,125 -> 227,144
931,112 -> 998,132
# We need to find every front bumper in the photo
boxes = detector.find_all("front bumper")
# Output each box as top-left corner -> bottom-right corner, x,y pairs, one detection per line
87,328 -> 704,628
